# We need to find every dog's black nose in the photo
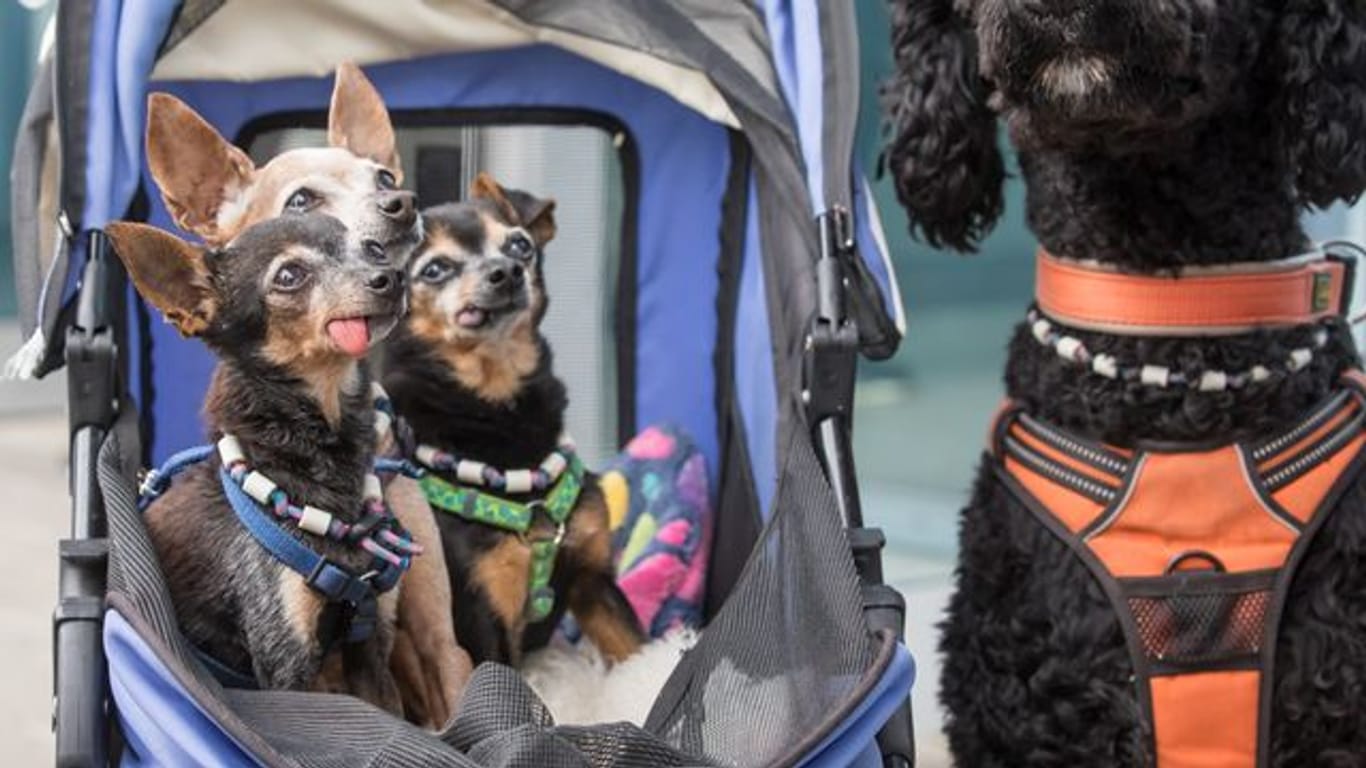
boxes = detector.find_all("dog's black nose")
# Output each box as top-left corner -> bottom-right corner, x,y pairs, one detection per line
362,239 -> 389,265
366,270 -> 401,297
377,191 -> 417,227
486,260 -> 525,291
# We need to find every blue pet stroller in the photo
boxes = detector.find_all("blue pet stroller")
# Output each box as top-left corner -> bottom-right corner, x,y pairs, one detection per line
9,1 -> 915,765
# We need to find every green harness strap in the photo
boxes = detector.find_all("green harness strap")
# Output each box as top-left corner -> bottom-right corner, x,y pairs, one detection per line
420,455 -> 585,622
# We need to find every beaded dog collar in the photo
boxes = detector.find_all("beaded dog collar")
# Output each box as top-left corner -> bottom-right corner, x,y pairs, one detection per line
1027,309 -> 1331,391
413,435 -> 577,493
215,434 -> 421,570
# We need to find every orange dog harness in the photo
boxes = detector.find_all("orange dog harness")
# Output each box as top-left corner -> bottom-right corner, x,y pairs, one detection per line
991,374 -> 1366,767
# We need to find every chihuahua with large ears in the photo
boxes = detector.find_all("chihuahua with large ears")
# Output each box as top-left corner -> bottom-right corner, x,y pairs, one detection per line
145,63 -> 470,727
108,214 -> 411,710
885,0 -> 1366,764
383,173 -> 646,667
146,62 -> 420,252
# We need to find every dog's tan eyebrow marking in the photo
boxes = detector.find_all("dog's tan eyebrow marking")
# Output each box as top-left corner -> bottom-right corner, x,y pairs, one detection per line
411,229 -> 472,274
277,244 -> 328,264
410,248 -> 465,273
476,212 -> 516,257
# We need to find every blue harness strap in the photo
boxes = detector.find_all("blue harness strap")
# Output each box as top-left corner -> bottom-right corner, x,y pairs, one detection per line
138,445 -> 215,510
218,467 -> 386,644
136,440 -> 413,689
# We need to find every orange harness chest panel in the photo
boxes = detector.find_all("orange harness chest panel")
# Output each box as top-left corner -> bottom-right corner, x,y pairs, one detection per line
992,373 -> 1366,768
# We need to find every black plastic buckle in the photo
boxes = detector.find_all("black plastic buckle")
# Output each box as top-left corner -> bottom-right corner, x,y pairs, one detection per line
1323,240 -> 1364,321
308,559 -> 379,649
304,558 -> 374,605
804,208 -> 860,424
67,231 -> 119,434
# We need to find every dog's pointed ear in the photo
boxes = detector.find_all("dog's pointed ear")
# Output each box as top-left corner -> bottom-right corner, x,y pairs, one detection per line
105,222 -> 217,337
145,93 -> 256,244
469,172 -> 557,247
329,62 -> 402,180
881,0 -> 1004,252
1274,0 -> 1366,209
504,189 -> 557,247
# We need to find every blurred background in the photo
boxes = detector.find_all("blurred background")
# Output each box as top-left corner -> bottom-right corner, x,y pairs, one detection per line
3,2 -> 1363,765
1,0 -> 68,761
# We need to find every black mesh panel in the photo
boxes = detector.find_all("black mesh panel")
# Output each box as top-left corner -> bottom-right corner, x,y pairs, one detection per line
646,420 -> 884,766
1122,570 -> 1276,673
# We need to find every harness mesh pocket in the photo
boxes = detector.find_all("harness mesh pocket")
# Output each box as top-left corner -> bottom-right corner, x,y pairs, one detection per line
1122,569 -> 1276,673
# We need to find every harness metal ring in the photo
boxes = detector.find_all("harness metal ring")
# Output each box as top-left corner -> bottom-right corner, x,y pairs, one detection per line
1164,549 -> 1227,575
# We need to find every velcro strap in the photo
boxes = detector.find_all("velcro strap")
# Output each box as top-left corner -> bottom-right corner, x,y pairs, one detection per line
1036,250 -> 1348,335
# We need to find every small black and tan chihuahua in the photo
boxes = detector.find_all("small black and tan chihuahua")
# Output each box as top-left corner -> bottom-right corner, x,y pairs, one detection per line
383,173 -> 646,667
109,213 -> 415,711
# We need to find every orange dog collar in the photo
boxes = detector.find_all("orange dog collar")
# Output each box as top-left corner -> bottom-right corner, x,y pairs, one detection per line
1035,250 -> 1350,335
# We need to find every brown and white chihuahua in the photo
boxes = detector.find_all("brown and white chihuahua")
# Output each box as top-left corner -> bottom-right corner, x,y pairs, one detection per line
143,64 -> 468,727
383,174 -> 646,667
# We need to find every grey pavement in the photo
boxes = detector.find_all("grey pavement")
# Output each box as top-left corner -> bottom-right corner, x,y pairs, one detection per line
1,321 -> 66,764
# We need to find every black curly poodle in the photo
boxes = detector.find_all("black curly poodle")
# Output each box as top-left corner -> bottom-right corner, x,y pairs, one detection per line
883,0 -> 1366,764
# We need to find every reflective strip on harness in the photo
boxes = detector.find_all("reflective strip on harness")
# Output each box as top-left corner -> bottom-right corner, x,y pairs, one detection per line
993,375 -> 1366,767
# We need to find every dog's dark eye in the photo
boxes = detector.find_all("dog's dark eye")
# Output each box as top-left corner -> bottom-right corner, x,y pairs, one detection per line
504,232 -> 534,261
376,169 -> 398,190
418,258 -> 458,283
284,188 -> 318,214
272,263 -> 309,292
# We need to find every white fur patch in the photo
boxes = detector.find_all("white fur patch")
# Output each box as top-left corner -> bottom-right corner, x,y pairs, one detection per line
521,628 -> 699,726
1037,55 -> 1112,98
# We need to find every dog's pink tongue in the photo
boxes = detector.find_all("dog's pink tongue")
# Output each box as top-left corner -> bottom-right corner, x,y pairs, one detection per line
457,307 -> 487,329
326,318 -> 371,357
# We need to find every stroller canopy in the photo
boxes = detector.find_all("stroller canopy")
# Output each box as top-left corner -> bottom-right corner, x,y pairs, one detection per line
11,2 -> 914,766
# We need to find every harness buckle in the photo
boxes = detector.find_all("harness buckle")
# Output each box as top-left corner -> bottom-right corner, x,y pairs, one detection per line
136,468 -> 160,499
1325,240 -> 1365,324
519,501 -> 566,547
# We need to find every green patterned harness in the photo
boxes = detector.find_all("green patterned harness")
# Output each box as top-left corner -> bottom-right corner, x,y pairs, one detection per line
420,454 -> 585,622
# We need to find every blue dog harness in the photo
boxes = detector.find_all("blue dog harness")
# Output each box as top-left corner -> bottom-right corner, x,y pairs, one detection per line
138,438 -> 423,688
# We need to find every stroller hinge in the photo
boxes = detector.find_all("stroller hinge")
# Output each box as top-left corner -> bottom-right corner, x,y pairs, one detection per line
807,208 -> 862,526
67,230 -> 120,436
54,230 -> 120,768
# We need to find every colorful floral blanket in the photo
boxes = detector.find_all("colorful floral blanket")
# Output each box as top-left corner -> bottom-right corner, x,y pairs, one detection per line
600,425 -> 713,636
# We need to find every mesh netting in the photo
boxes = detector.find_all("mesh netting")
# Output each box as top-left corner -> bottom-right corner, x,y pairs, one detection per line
646,428 -> 882,765
98,406 -> 888,767
1127,580 -> 1272,669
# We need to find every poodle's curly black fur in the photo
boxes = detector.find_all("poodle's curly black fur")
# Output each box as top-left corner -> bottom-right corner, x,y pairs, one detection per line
883,0 -> 1366,764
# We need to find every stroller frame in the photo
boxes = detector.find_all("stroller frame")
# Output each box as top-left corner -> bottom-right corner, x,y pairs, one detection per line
19,2 -> 918,766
